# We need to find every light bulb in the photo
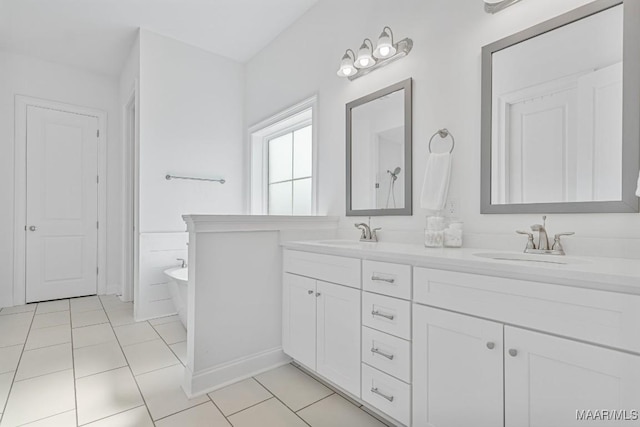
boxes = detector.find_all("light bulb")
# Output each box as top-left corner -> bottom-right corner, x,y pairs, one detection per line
355,40 -> 375,69
337,50 -> 357,77
373,27 -> 396,59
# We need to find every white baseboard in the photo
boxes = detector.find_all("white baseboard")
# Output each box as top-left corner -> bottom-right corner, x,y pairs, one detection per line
182,347 -> 291,398
105,283 -> 121,296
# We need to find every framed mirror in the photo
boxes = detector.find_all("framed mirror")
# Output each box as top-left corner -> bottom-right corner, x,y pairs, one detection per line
481,0 -> 640,214
346,78 -> 412,216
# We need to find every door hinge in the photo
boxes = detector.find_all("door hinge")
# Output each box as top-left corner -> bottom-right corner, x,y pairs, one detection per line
96,129 -> 100,138
97,175 -> 99,184
97,267 -> 99,275
96,221 -> 99,229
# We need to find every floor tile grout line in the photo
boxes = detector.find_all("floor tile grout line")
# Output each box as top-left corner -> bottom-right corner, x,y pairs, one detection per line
13,365 -> 73,384
74,363 -> 129,380
294,392 -> 336,413
252,374 -> 314,427
74,404 -> 146,427
153,400 -> 213,423
97,295 -> 157,427
0,303 -> 37,425
14,408 -> 76,427
148,321 -> 186,348
220,396 -> 275,418
68,298 -> 81,427
206,393 -> 236,425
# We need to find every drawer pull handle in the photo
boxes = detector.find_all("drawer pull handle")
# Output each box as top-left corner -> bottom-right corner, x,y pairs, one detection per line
371,275 -> 395,284
371,387 -> 394,402
371,347 -> 394,360
371,310 -> 395,321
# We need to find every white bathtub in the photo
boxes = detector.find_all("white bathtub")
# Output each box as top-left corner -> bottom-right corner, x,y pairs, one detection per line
164,267 -> 188,328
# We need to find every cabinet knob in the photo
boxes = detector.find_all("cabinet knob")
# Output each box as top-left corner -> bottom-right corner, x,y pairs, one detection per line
29,225 -> 37,231
316,292 -> 321,297
508,349 -> 518,357
486,342 -> 495,350
307,290 -> 314,295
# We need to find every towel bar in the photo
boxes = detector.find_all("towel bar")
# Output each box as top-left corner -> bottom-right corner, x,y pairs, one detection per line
428,129 -> 455,154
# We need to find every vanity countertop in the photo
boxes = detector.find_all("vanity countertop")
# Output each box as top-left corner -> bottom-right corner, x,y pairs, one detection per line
281,240 -> 640,295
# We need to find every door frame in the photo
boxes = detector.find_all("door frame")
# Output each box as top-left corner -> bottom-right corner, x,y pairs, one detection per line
121,81 -> 139,302
13,95 -> 107,306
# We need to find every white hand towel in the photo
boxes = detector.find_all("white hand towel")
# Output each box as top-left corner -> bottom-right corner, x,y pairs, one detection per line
636,171 -> 640,197
420,152 -> 452,211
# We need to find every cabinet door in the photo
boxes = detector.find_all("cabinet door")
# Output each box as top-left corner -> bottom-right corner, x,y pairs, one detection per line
413,305 -> 504,427
505,326 -> 640,427
283,273 -> 316,369
316,280 -> 361,397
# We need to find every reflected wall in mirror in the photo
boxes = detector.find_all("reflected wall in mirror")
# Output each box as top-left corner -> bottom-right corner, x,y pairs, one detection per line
481,0 -> 640,213
346,78 -> 412,216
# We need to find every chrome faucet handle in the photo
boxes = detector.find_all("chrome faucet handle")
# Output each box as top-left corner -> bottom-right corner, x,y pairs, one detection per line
516,230 -> 536,251
354,223 -> 368,239
371,227 -> 381,242
551,232 -> 575,255
176,258 -> 187,268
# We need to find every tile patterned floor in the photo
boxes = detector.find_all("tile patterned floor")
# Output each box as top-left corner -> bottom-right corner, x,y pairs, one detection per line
0,296 -> 390,427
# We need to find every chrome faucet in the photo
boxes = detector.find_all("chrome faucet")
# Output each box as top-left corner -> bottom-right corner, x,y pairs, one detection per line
531,216 -> 550,251
355,217 -> 381,242
177,258 -> 187,268
516,216 -> 574,255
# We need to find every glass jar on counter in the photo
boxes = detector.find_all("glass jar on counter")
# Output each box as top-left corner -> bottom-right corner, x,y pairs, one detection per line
424,215 -> 445,248
444,221 -> 463,248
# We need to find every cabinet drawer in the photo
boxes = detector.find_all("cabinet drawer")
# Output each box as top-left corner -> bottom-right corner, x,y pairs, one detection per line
362,326 -> 411,383
362,292 -> 411,340
413,267 -> 640,353
283,250 -> 361,289
362,363 -> 410,426
363,260 -> 411,300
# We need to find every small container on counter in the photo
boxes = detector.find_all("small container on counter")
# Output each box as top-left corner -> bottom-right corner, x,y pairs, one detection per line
424,215 -> 445,248
444,221 -> 463,248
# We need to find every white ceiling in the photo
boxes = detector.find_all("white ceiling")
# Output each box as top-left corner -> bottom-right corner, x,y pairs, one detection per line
0,0 -> 318,77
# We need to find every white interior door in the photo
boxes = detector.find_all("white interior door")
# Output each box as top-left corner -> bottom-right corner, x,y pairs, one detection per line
26,106 -> 99,303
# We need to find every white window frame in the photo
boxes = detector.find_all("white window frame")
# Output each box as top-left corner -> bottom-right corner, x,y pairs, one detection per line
247,95 -> 318,215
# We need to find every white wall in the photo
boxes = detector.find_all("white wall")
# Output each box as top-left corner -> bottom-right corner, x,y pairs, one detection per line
138,30 -> 245,233
0,51 -> 123,307
136,30 -> 245,318
245,0 -> 640,258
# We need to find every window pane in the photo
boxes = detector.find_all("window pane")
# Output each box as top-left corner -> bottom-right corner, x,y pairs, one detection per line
269,133 -> 292,183
293,178 -> 312,215
293,125 -> 312,179
269,181 -> 292,215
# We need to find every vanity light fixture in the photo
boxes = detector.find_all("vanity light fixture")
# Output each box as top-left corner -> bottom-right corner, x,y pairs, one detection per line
337,26 -> 413,81
484,0 -> 522,14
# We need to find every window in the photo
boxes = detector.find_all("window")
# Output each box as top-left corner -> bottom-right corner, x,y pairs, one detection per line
249,96 -> 317,215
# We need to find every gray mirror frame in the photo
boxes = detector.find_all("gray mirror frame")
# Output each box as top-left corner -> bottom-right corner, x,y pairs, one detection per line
481,0 -> 640,214
346,78 -> 413,216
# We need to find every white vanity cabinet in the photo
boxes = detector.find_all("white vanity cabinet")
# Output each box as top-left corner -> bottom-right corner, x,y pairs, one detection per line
413,267 -> 640,427
282,250 -> 361,397
504,327 -> 640,427
361,260 -> 413,426
413,306 -> 504,427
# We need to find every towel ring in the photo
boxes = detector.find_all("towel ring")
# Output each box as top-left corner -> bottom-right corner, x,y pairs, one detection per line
428,129 -> 455,154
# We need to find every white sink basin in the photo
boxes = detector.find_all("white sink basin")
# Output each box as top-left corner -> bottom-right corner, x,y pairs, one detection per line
310,239 -> 370,248
473,252 -> 590,265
